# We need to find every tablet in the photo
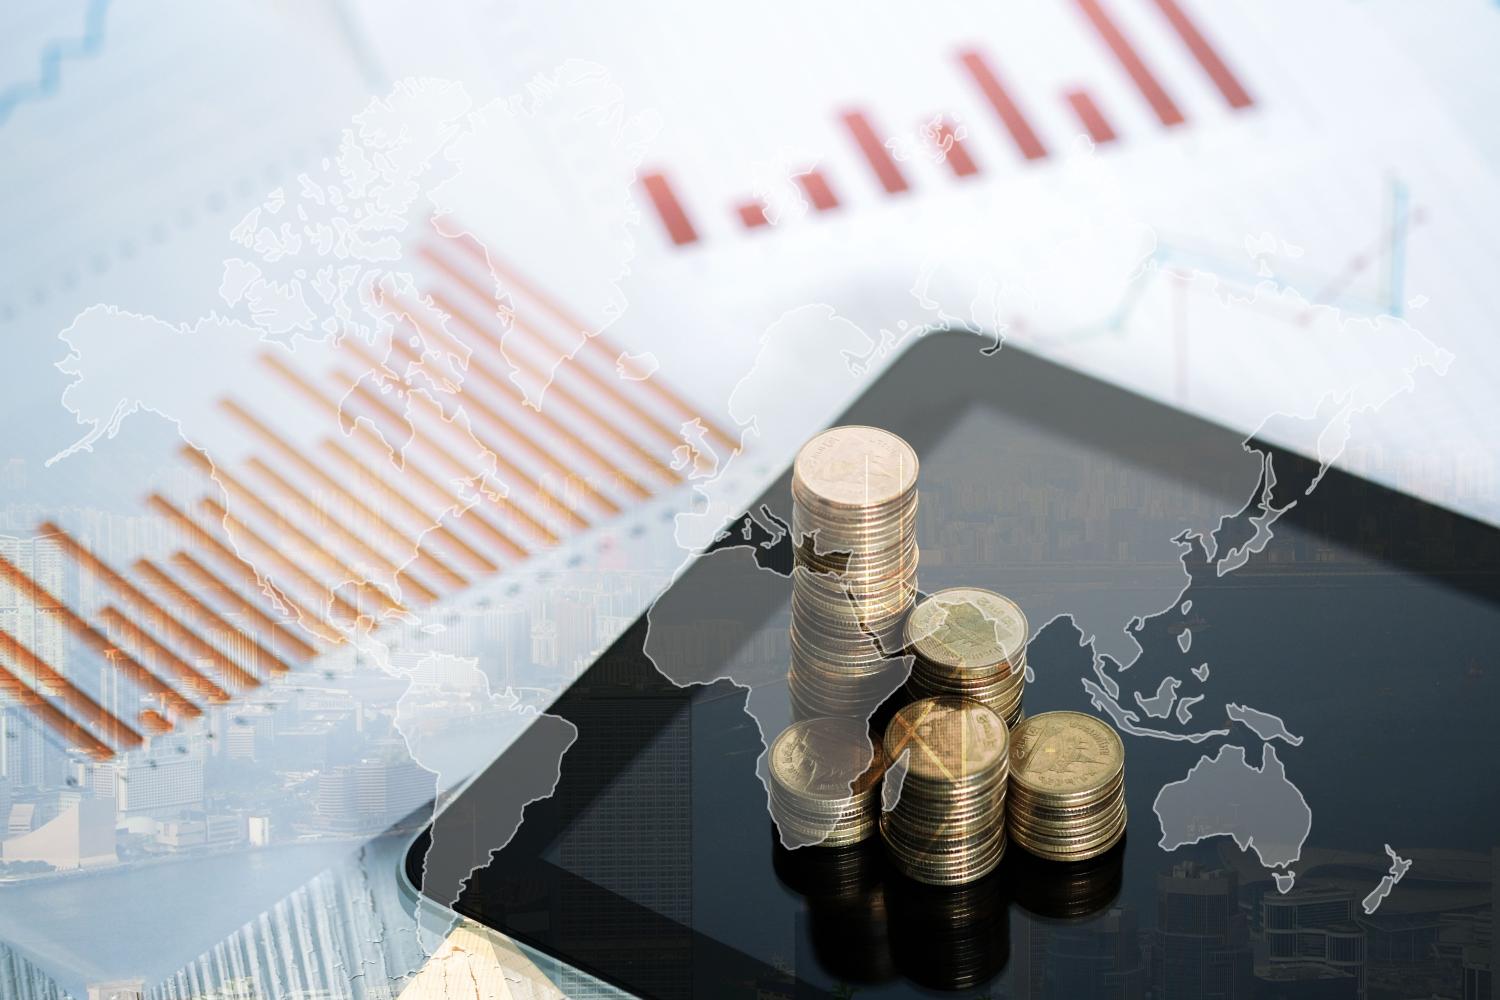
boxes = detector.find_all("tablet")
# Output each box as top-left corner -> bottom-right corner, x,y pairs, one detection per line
403,331 -> 1500,999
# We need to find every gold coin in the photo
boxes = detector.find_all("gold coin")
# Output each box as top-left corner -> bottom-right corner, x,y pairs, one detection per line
884,697 -> 1008,784
1009,711 -> 1123,797
1009,797 -> 1126,840
906,588 -> 1028,672
770,717 -> 885,803
1011,814 -> 1127,862
1008,772 -> 1124,813
793,426 -> 919,510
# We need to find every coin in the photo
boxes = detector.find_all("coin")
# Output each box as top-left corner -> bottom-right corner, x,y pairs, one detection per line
1006,711 -> 1127,863
788,426 -> 920,720
793,426 -> 919,510
879,697 -> 1010,885
884,697 -> 1008,783
1008,711 -> 1123,797
770,717 -> 887,847
906,588 -> 1027,673
904,589 -> 1029,723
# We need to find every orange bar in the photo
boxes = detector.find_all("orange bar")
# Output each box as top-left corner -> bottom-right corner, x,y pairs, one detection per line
253,358 -> 501,576
314,441 -> 491,581
39,521 -> 261,693
171,551 -> 315,664
428,288 -> 676,488
422,247 -> 693,470
189,455 -> 405,617
134,559 -> 293,676
139,708 -> 173,735
399,299 -> 646,503
444,236 -> 738,453
98,607 -> 233,704
146,491 -> 336,651
387,319 -> 623,515
0,655 -> 113,760
346,336 -> 588,532
245,457 -> 442,604
329,370 -> 530,560
0,553 -> 201,720
214,397 -> 472,588
200,499 -> 365,633
0,628 -> 142,750
335,348 -> 566,543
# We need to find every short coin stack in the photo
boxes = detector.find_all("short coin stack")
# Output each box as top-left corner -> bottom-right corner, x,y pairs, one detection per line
1007,711 -> 1127,862
904,587 -> 1028,726
880,697 -> 1009,885
788,426 -> 919,719
769,716 -> 887,848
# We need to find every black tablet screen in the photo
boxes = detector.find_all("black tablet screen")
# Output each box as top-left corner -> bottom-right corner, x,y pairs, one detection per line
409,334 -> 1500,999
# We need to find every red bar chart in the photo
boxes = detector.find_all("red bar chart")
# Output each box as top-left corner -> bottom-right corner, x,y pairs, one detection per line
639,0 -> 1254,248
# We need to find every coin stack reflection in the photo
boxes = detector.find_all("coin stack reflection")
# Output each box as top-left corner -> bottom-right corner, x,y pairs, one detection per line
880,697 -> 1009,885
1007,711 -> 1128,862
769,717 -> 886,847
788,426 -> 919,719
904,588 -> 1027,727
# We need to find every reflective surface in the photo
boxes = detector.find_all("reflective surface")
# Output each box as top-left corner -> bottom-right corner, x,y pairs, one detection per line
410,336 -> 1500,999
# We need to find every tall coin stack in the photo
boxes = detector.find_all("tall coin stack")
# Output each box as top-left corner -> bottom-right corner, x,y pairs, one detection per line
904,587 -> 1028,726
789,426 -> 919,719
880,697 -> 1010,885
1007,711 -> 1127,862
769,717 -> 887,848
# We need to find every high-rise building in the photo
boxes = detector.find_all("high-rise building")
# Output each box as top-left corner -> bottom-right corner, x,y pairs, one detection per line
1262,888 -> 1366,995
0,705 -> 49,790
114,751 -> 206,816
0,938 -> 66,1000
0,537 -> 70,791
314,766 -> 359,832
1464,921 -> 1492,1000
490,603 -> 531,688
225,708 -> 275,761
1492,847 -> 1499,1000
1040,907 -> 1146,999
530,619 -> 559,669
554,591 -> 598,675
1154,862 -> 1252,1000
355,757 -> 434,827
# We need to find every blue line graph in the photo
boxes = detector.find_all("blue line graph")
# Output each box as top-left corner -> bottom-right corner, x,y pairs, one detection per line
0,0 -> 112,128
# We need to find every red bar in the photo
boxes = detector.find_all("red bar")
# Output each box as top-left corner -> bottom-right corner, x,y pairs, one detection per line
736,201 -> 770,228
795,170 -> 840,211
958,51 -> 1048,160
933,119 -> 980,177
1073,0 -> 1185,126
640,171 -> 699,245
840,111 -> 909,194
1149,0 -> 1253,109
1065,89 -> 1118,143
